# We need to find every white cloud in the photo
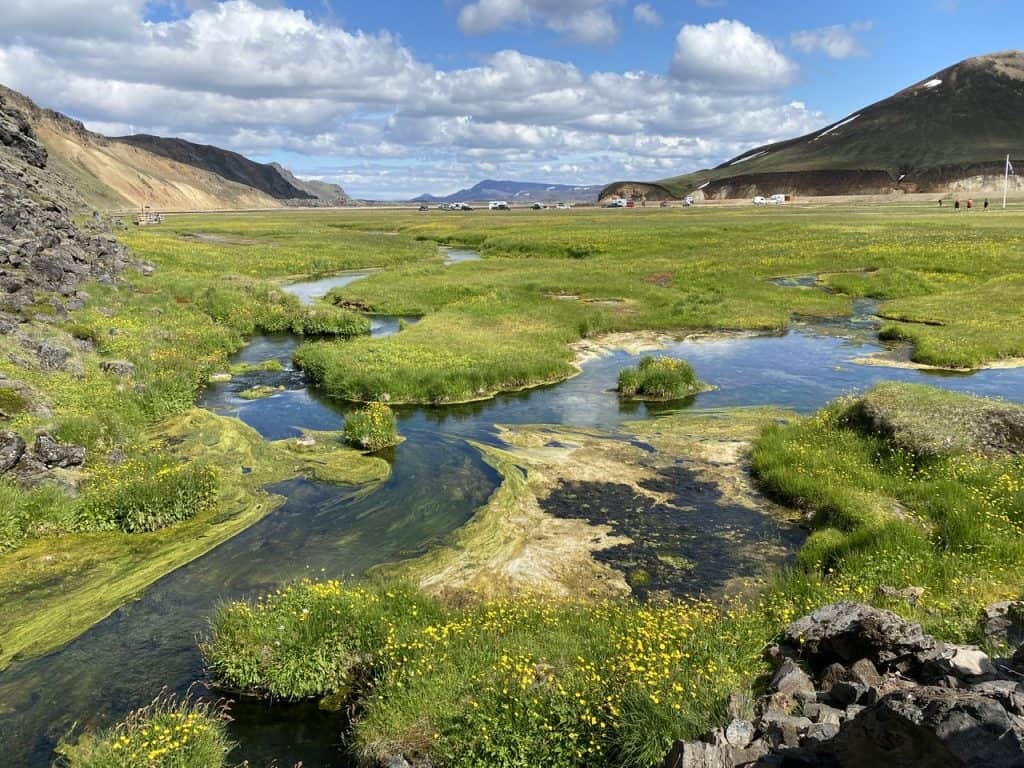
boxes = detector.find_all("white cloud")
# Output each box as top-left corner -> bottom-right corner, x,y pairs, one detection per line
0,2 -> 825,198
633,3 -> 661,26
671,19 -> 797,91
458,0 -> 618,45
791,22 -> 873,59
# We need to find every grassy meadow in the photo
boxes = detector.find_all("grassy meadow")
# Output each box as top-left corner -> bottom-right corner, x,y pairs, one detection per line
6,202 -> 1024,766
121,204 -> 1024,404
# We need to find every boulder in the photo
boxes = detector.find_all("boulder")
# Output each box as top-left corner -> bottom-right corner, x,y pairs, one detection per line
982,601 -> 1024,648
781,602 -> 942,673
848,658 -> 882,689
33,433 -> 85,467
99,359 -> 135,378
760,710 -> 812,749
36,342 -> 70,371
770,659 -> 816,703
0,430 -> 25,472
725,718 -> 755,749
663,736 -> 734,768
816,687 -> 1024,768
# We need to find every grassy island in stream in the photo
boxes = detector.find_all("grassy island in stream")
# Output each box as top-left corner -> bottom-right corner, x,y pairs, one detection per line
203,383 -> 1024,767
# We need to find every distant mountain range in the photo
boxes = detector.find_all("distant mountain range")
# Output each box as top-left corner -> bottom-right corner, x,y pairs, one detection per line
414,179 -> 603,204
0,85 -> 350,211
602,50 -> 1024,201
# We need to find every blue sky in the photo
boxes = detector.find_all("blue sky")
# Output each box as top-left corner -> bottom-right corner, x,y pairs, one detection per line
2,0 -> 1022,198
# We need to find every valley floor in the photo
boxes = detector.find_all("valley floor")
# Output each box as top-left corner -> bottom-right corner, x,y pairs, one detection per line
4,202 -> 1024,767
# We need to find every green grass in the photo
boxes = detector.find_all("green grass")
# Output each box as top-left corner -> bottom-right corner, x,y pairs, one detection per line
751,384 -> 1024,642
617,356 -> 701,400
203,383 -> 1024,766
204,579 -> 767,768
146,205 -> 1024,404
343,403 -> 400,451
56,692 -> 233,768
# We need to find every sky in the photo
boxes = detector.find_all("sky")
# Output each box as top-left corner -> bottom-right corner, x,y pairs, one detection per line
1,0 -> 1022,199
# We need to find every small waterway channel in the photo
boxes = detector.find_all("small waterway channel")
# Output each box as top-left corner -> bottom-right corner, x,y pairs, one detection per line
4,266 -> 1024,766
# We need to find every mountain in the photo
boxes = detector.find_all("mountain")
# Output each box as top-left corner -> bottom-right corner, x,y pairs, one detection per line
414,179 -> 603,204
0,85 -> 348,212
269,162 -> 350,205
114,135 -> 313,200
602,51 -> 1024,201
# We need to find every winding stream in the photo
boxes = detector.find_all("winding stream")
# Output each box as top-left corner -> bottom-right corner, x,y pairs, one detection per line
4,265 -> 1024,766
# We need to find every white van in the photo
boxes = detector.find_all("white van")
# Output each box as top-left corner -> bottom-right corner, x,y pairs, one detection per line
767,194 -> 786,205
488,201 -> 509,210
752,196 -> 767,205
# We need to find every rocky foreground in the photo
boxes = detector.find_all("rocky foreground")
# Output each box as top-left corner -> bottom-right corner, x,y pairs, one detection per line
1,89 -> 139,483
666,601 -> 1024,768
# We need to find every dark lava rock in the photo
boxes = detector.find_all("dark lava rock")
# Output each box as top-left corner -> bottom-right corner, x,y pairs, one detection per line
817,687 -> 1024,768
100,359 -> 135,377
663,736 -> 734,768
982,601 -> 1024,648
36,342 -> 70,371
33,433 -> 85,467
781,602 -> 942,673
0,430 -> 25,472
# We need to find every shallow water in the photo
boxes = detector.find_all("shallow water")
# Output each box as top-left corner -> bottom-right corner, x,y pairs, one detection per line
282,271 -> 375,305
5,273 -> 1024,766
442,248 -> 482,265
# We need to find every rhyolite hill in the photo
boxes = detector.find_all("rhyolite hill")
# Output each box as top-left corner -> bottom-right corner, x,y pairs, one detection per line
603,50 -> 1024,201
0,84 -> 349,212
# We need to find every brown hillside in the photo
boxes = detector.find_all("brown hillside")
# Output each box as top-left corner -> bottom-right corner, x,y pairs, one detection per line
0,85 -> 283,212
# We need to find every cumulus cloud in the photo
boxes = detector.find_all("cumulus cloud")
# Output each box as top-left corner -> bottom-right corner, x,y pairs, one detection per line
791,22 -> 873,59
633,3 -> 661,26
0,1 -> 825,198
458,0 -> 618,45
672,19 -> 797,91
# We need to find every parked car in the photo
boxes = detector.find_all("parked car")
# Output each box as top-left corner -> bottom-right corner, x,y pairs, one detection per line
767,194 -> 786,205
531,202 -> 547,210
488,201 -> 509,210
604,198 -> 627,208
752,196 -> 767,205
454,202 -> 473,211
418,204 -> 429,211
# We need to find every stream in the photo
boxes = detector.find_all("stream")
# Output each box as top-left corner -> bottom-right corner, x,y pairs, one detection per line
4,264 -> 1024,766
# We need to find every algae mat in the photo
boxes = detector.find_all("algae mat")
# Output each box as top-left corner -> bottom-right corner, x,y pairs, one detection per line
0,409 -> 388,670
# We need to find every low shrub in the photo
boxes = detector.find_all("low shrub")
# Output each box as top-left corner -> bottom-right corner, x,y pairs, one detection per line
77,454 -> 218,533
296,305 -> 371,337
0,479 -> 77,552
56,692 -> 233,768
344,403 -> 399,451
0,387 -> 29,416
617,356 -> 700,400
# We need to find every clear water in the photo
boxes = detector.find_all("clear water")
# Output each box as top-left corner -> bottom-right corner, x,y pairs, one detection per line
282,271 -> 375,305
4,272 -> 1024,767
442,248 -> 482,266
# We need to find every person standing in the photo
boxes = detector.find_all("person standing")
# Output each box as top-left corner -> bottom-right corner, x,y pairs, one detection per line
984,198 -> 990,211
954,199 -> 960,211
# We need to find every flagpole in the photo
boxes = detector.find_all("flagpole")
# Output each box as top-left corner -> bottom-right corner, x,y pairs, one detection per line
1004,154 -> 1010,210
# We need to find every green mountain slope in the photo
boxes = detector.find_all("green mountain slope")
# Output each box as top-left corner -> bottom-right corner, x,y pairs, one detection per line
604,51 -> 1024,200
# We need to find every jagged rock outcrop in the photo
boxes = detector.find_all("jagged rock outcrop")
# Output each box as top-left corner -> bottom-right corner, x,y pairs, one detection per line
1,90 -> 134,318
1,89 -> 133,485
663,602 -> 1024,768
